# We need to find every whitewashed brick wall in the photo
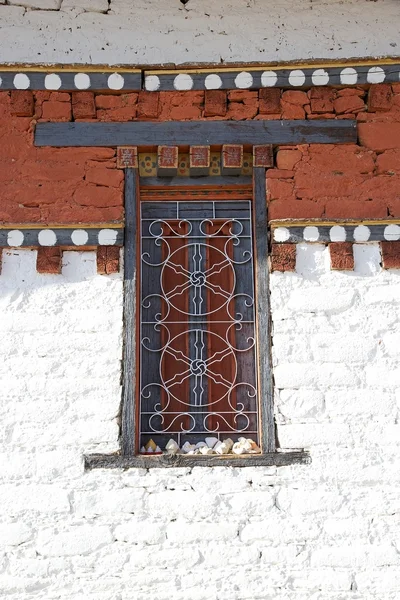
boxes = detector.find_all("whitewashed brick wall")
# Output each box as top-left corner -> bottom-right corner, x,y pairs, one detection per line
0,0 -> 399,65
1,244 -> 399,600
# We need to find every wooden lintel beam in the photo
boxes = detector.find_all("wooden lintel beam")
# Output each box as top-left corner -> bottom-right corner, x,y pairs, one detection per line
34,120 -> 357,147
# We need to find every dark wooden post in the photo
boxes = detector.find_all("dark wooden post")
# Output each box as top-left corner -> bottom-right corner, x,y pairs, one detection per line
121,166 -> 138,456
253,167 -> 275,453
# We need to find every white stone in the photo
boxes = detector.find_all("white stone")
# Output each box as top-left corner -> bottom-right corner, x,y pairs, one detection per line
199,446 -> 214,455
205,436 -> 219,448
195,441 -> 207,449
232,437 -> 252,454
165,439 -> 180,454
353,243 -> 381,275
37,526 -> 112,557
0,523 -> 32,547
214,438 -> 234,454
62,0 -> 109,12
8,0 -> 61,9
181,441 -> 196,454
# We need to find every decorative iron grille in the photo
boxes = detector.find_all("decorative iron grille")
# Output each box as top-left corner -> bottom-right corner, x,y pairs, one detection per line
139,200 -> 259,450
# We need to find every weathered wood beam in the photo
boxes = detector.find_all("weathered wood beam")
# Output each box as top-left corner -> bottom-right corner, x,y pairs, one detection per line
85,451 -> 310,469
35,120 -> 357,147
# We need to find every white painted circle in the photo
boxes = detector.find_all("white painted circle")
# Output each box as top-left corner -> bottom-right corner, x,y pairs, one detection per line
107,73 -> 124,90
340,67 -> 358,85
329,225 -> 346,242
234,72 -> 253,89
367,66 -> 385,84
0,76 -> 2,87
38,229 -> 57,246
273,227 -> 290,242
288,70 -> 305,87
312,69 -> 329,86
353,225 -> 370,242
44,74 -> 62,90
205,74 -> 222,90
71,229 -> 89,245
303,226 -> 319,242
384,224 -> 400,241
261,71 -> 278,87
13,73 -> 30,90
74,73 -> 91,90
98,229 -> 118,245
173,74 -> 193,91
7,230 -> 24,247
145,75 -> 160,91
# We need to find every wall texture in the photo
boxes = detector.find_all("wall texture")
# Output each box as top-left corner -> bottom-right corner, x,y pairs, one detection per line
3,83 -> 400,224
0,246 -> 399,599
0,0 -> 399,66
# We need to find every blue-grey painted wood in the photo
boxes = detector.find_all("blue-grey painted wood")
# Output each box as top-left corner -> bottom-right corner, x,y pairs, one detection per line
35,120 -> 357,147
253,167 -> 275,453
271,223 -> 400,243
0,228 -> 123,247
121,168 -> 138,456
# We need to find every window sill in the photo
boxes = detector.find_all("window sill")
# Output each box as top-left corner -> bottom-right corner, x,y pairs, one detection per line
84,450 -> 310,470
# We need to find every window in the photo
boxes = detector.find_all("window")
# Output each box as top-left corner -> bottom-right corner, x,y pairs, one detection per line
139,195 -> 259,454
86,168 -> 308,468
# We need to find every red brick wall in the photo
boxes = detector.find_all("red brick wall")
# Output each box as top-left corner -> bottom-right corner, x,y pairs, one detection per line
2,83 -> 400,224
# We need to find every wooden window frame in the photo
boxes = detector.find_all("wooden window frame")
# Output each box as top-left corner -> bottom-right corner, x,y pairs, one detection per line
85,169 -> 309,469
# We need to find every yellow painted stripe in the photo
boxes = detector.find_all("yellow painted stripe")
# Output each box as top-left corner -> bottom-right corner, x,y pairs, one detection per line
0,223 -> 123,229
271,219 -> 400,228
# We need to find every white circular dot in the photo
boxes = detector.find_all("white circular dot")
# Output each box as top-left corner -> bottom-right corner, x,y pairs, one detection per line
145,75 -> 160,91
329,225 -> 346,242
98,229 -> 118,245
173,74 -> 193,91
7,230 -> 24,247
353,225 -> 370,242
235,72 -> 253,89
261,71 -> 278,87
44,74 -> 62,90
273,227 -> 290,242
367,66 -> 385,84
205,74 -> 222,90
38,229 -> 57,246
303,226 -> 319,242
71,230 -> 89,245
74,73 -> 91,90
384,224 -> 400,241
107,73 -> 124,90
312,69 -> 329,86
13,73 -> 30,90
340,67 -> 358,85
288,70 -> 305,87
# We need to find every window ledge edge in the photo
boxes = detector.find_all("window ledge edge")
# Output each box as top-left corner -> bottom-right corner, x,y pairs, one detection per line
84,450 -> 310,470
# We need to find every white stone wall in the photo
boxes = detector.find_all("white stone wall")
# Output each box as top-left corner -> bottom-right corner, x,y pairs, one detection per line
0,0 -> 399,66
1,244 -> 399,599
